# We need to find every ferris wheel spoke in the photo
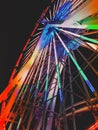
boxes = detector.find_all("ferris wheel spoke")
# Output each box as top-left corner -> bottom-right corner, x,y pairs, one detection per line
32,52 -> 45,97
63,0 -> 98,25
86,42 -> 98,51
32,51 -> 44,84
44,43 -> 52,102
77,49 -> 98,76
55,31 -> 96,95
70,0 -> 85,13
71,51 -> 92,99
54,24 -> 98,30
33,31 -> 42,37
53,38 -> 63,103
71,37 -> 98,52
53,2 -> 56,17
25,39 -> 38,53
55,0 -> 61,14
34,47 -> 48,98
68,56 -> 76,130
22,35 -> 40,63
57,27 -> 98,44
80,35 -> 98,44
29,35 -> 40,44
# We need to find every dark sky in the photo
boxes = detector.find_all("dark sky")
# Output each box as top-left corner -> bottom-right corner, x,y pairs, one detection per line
0,0 -> 49,92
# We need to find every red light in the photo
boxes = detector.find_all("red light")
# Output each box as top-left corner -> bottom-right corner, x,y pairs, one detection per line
0,118 -> 5,130
88,121 -> 98,130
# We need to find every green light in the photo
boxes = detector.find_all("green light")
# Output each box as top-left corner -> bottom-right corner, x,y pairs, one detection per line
79,16 -> 98,25
68,52 -> 95,92
18,84 -> 28,98
56,64 -> 61,89
87,25 -> 98,30
56,64 -> 63,102
36,80 -> 40,89
80,35 -> 98,44
45,74 -> 49,91
69,53 -> 88,80
55,30 -> 95,93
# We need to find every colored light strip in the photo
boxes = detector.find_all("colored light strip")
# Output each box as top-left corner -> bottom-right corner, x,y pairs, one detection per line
55,31 -> 96,93
60,0 -> 98,26
88,121 -> 98,130
54,24 -> 98,30
44,44 -> 52,102
35,47 -> 48,97
86,42 -> 98,51
87,25 -> 98,30
45,74 -> 49,92
52,1 -> 71,21
0,46 -> 41,123
16,118 -> 22,130
34,80 -> 40,97
53,24 -> 87,29
44,74 -> 49,101
80,35 -> 98,44
58,28 -> 98,44
53,38 -> 63,103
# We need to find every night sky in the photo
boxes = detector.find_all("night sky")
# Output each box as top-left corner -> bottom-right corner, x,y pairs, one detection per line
0,0 -> 49,92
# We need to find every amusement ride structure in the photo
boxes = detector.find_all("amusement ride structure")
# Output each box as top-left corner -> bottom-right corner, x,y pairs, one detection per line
0,0 -> 98,129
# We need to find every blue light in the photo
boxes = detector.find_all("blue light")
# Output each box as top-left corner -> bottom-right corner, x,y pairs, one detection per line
40,18 -> 48,25
39,1 -> 72,50
44,91 -> 47,102
51,39 -> 79,57
34,89 -> 38,98
59,89 -> 63,103
86,80 -> 95,93
52,1 -> 71,22
30,85 -> 34,92
67,40 -> 80,50
39,1 -> 79,56
39,24 -> 55,49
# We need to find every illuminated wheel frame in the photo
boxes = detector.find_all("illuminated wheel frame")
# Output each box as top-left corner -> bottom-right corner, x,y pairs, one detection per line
0,0 -> 98,130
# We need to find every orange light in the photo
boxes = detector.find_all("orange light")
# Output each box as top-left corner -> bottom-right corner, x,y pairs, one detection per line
88,121 -> 98,130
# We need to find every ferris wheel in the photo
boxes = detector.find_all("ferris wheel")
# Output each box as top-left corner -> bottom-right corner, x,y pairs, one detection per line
0,0 -> 98,130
